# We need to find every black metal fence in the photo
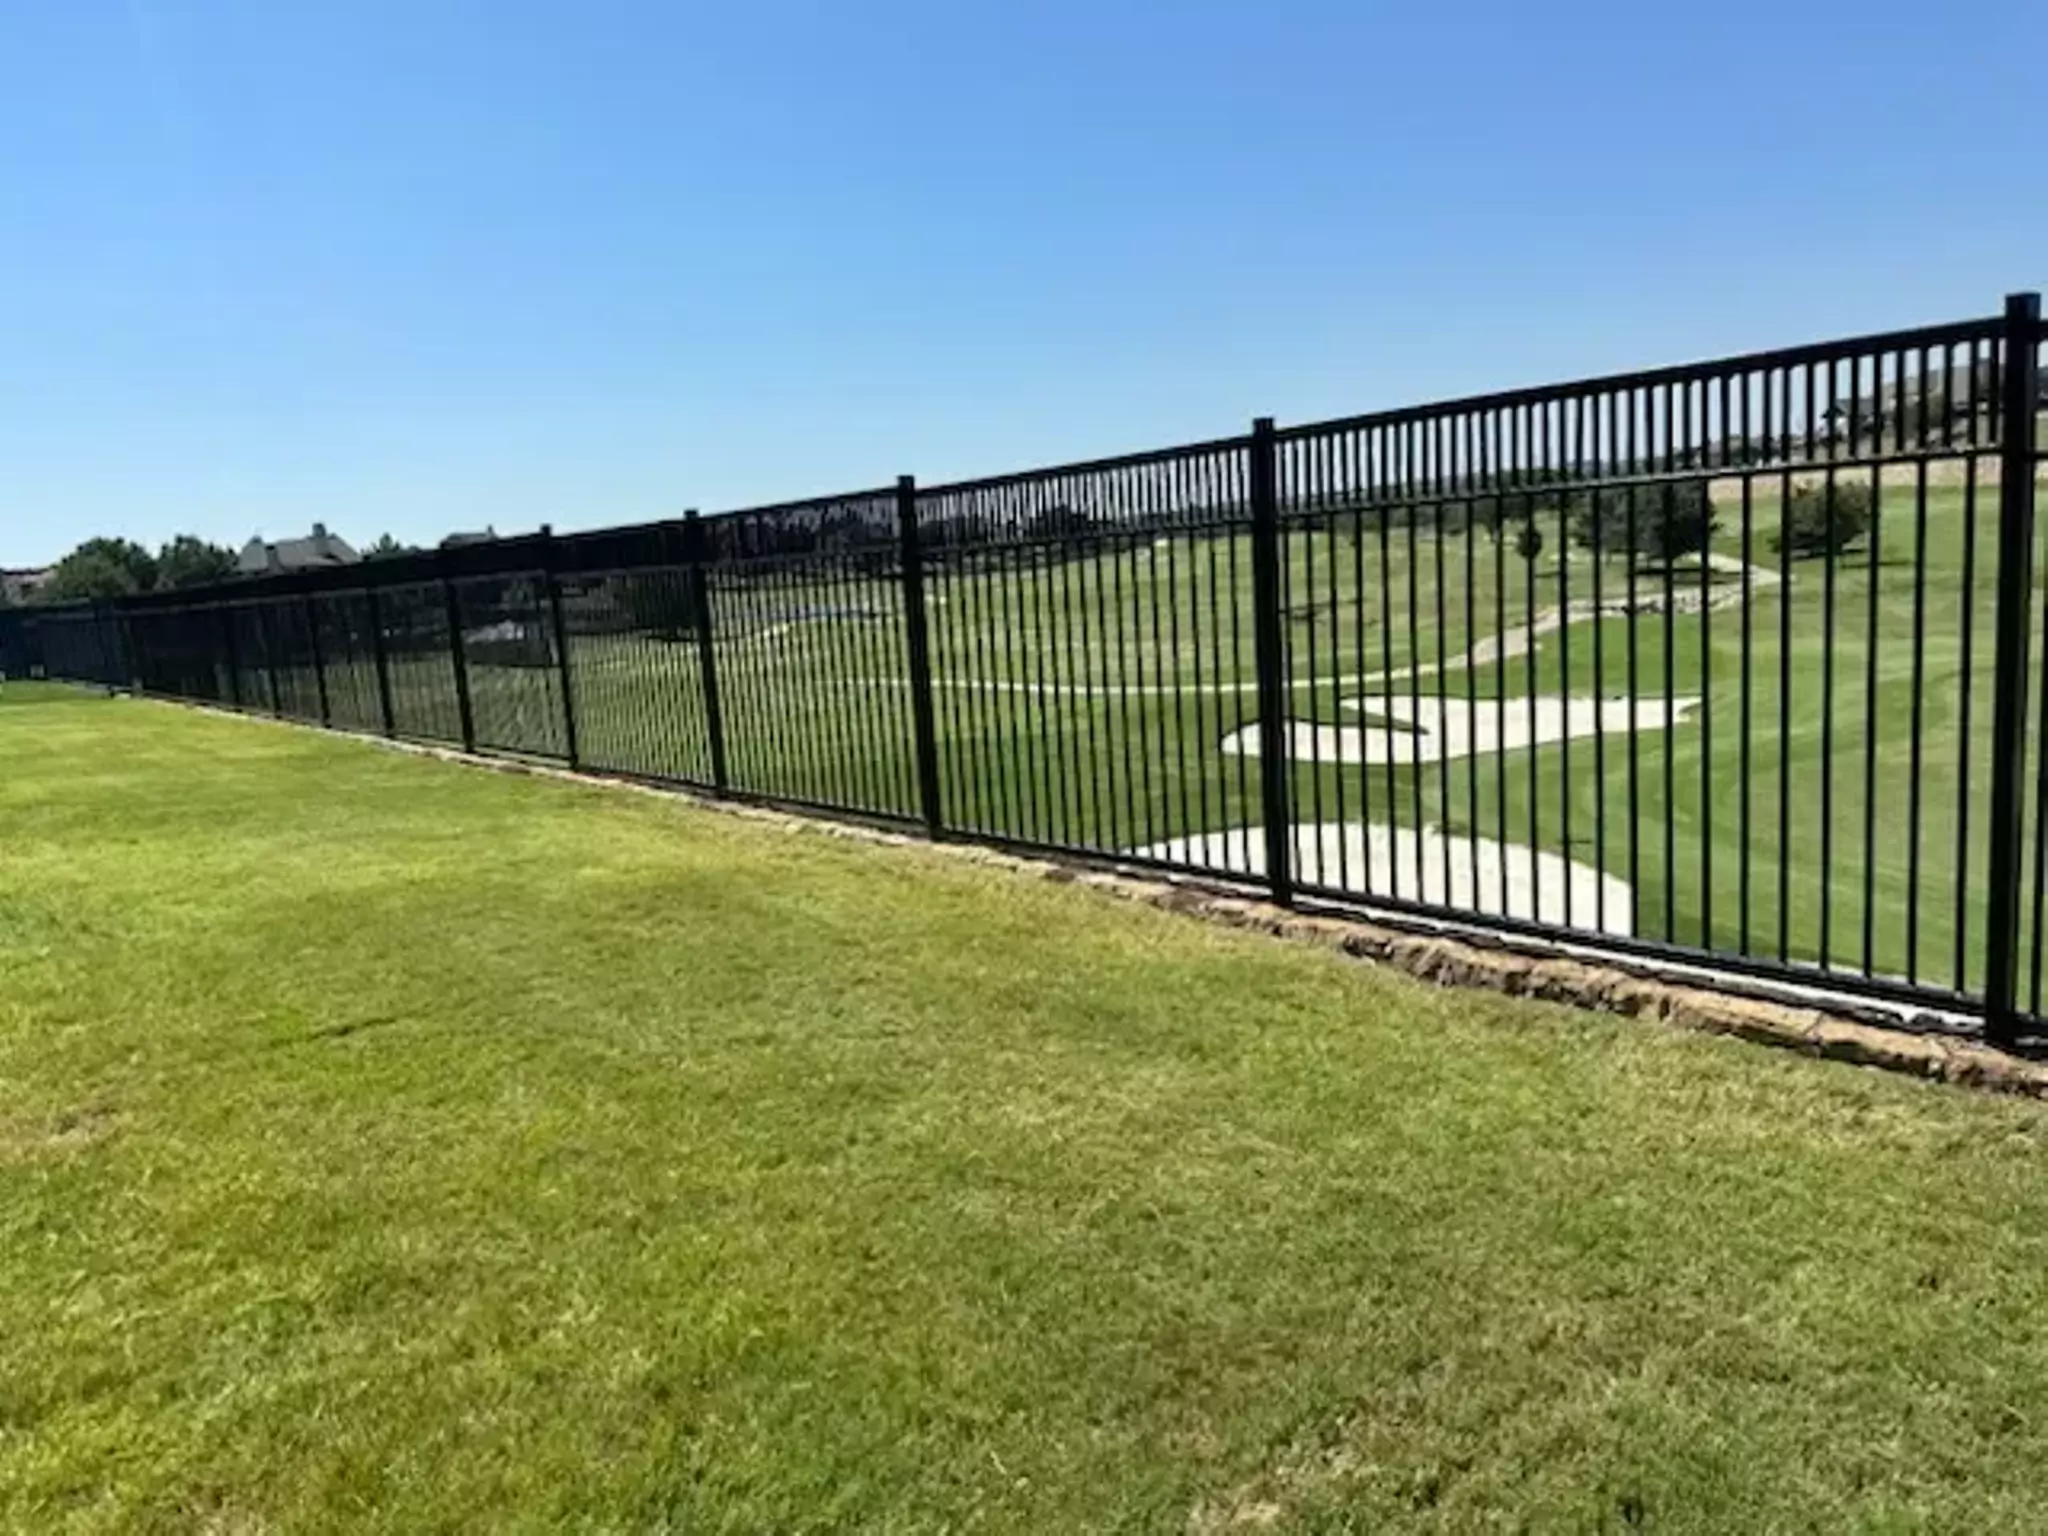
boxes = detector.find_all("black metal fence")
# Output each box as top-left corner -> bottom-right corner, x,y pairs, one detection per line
7,294 -> 2044,1043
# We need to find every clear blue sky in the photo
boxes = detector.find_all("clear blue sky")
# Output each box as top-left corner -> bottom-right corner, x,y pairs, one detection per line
2,1 -> 2042,567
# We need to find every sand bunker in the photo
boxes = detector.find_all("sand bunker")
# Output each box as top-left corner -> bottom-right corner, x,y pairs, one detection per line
1222,693 -> 1701,766
1142,688 -> 1700,931
1132,821 -> 1633,935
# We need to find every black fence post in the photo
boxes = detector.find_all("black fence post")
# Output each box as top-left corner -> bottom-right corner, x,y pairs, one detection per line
541,527 -> 580,769
115,604 -> 134,692
365,584 -> 397,737
897,474 -> 945,837
1249,416 -> 1294,905
1983,291 -> 2042,1048
260,604 -> 283,717
685,510 -> 730,793
220,604 -> 243,709
117,604 -> 134,692
304,594 -> 331,727
441,559 -> 477,752
96,602 -> 118,695
111,603 -> 137,694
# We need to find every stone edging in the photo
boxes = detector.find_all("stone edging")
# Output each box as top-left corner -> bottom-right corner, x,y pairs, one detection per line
166,699 -> 2048,1100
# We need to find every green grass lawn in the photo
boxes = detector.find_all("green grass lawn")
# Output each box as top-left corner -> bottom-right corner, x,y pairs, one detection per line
11,683 -> 2048,1530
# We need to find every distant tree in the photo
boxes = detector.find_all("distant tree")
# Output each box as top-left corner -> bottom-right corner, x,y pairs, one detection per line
1461,494 -> 1509,541
617,571 -> 699,639
1515,519 -> 1544,563
38,537 -> 158,602
814,507 -> 891,552
1772,480 -> 1872,559
1569,483 -> 1717,564
1025,502 -> 1097,543
156,535 -> 237,589
928,510 -> 994,548
363,533 -> 416,559
1439,490 -> 1555,544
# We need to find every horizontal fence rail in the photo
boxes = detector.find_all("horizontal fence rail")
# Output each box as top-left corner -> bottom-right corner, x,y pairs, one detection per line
5,294 -> 2043,1044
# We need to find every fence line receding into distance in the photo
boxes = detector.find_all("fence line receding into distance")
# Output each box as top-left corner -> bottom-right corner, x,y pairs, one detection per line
6,294 -> 2043,1044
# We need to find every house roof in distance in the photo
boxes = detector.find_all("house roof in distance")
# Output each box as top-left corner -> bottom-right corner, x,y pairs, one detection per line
238,523 -> 359,574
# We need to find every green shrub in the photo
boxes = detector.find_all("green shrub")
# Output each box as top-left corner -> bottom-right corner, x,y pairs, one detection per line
1515,520 -> 1544,562
1568,483 -> 1717,563
1771,481 -> 1872,559
1440,494 -> 1511,540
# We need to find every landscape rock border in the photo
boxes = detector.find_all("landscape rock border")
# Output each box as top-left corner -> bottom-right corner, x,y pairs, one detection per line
163,697 -> 2048,1100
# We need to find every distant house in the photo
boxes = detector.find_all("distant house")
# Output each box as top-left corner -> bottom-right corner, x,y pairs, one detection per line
1,566 -> 52,604
440,526 -> 499,549
237,524 -> 359,576
1819,357 -> 2048,443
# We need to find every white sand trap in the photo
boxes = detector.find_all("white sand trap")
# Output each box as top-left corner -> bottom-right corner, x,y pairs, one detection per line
1222,693 -> 1700,766
1133,821 -> 1634,936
